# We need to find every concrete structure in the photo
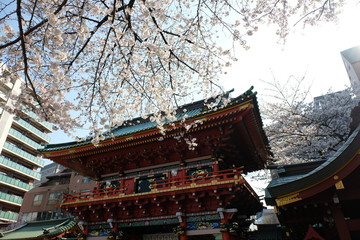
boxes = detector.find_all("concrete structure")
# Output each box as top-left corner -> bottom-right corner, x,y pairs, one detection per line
341,45 -> 360,96
0,64 -> 52,225
19,169 -> 96,223
34,162 -> 66,187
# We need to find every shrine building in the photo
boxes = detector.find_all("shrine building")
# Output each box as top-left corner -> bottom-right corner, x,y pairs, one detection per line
265,104 -> 360,240
40,89 -> 271,240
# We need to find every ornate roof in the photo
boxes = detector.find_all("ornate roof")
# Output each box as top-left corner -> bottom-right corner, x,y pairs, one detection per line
41,88 -> 255,151
40,87 -> 270,179
265,125 -> 360,206
0,218 -> 82,240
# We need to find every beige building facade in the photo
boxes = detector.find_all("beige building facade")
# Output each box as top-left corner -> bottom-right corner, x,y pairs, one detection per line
19,169 -> 96,223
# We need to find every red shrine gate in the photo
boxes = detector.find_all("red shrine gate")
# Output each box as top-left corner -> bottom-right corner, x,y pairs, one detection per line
41,89 -> 270,239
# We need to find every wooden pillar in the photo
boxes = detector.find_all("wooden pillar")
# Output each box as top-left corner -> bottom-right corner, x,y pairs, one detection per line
83,225 -> 89,235
179,169 -> 186,186
179,221 -> 188,240
218,208 -> 237,240
220,218 -> 231,240
120,179 -> 125,193
112,222 -> 118,233
213,161 -> 220,172
176,212 -> 187,240
331,203 -> 351,240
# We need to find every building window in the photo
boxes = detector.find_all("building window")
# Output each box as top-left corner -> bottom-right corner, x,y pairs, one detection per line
82,177 -> 91,184
21,212 -> 38,222
33,194 -> 43,206
47,192 -> 62,205
79,189 -> 90,199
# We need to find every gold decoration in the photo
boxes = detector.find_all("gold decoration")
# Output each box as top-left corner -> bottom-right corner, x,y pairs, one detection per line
335,180 -> 345,189
173,226 -> 185,236
276,193 -> 302,206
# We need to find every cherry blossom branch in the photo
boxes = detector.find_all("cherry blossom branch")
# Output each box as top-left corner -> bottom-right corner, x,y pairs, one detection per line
293,0 -> 332,26
16,0 -> 48,119
0,0 -> 68,49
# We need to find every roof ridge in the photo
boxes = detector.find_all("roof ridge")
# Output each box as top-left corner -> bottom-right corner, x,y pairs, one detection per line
40,87 -> 257,151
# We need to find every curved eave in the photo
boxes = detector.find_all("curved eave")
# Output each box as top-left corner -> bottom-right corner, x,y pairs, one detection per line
42,99 -> 255,159
268,125 -> 360,207
0,218 -> 81,240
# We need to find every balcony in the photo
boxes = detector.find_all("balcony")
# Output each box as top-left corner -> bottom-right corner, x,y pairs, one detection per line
0,210 -> 18,222
8,128 -> 42,150
0,191 -> 23,206
0,155 -> 41,180
22,109 -> 52,132
0,91 -> 7,102
0,79 -> 14,91
0,173 -> 33,192
13,118 -> 51,143
62,168 -> 244,205
3,142 -> 44,168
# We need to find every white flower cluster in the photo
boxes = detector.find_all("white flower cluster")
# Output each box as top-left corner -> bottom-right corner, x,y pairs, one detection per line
0,0 -> 345,143
184,137 -> 198,151
262,78 -> 358,164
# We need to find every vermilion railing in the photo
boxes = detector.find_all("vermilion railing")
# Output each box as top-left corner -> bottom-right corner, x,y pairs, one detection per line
151,167 -> 243,190
62,168 -> 243,204
63,186 -> 127,203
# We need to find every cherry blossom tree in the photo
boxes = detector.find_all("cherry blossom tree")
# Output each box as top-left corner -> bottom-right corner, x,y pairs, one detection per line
0,0 -> 345,140
262,75 -> 358,164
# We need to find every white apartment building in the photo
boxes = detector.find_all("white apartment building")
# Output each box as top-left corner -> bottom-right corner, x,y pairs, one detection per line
0,64 -> 52,226
341,45 -> 360,97
34,162 -> 66,187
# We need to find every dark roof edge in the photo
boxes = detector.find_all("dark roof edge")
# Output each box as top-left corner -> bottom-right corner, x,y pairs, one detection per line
267,159 -> 326,170
266,124 -> 360,199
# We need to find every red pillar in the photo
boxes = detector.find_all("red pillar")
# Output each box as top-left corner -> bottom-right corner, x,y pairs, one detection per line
218,208 -> 237,240
220,218 -> 231,240
332,204 -> 351,240
176,212 -> 187,240
83,225 -> 89,235
179,169 -> 186,185
112,222 -> 118,233
179,221 -> 188,240
120,179 -> 125,193
213,161 -> 220,172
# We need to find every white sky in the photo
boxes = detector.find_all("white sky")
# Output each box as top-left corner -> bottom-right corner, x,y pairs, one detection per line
221,1 -> 360,101
48,1 -> 360,144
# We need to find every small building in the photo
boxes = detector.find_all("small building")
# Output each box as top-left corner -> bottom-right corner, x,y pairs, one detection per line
40,89 -> 271,240
265,113 -> 360,239
19,169 -> 96,223
0,169 -> 96,239
34,162 -> 66,187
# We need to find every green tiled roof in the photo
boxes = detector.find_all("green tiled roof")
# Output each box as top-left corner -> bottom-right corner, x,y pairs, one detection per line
0,218 -> 80,240
111,108 -> 202,137
41,87 -> 258,152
